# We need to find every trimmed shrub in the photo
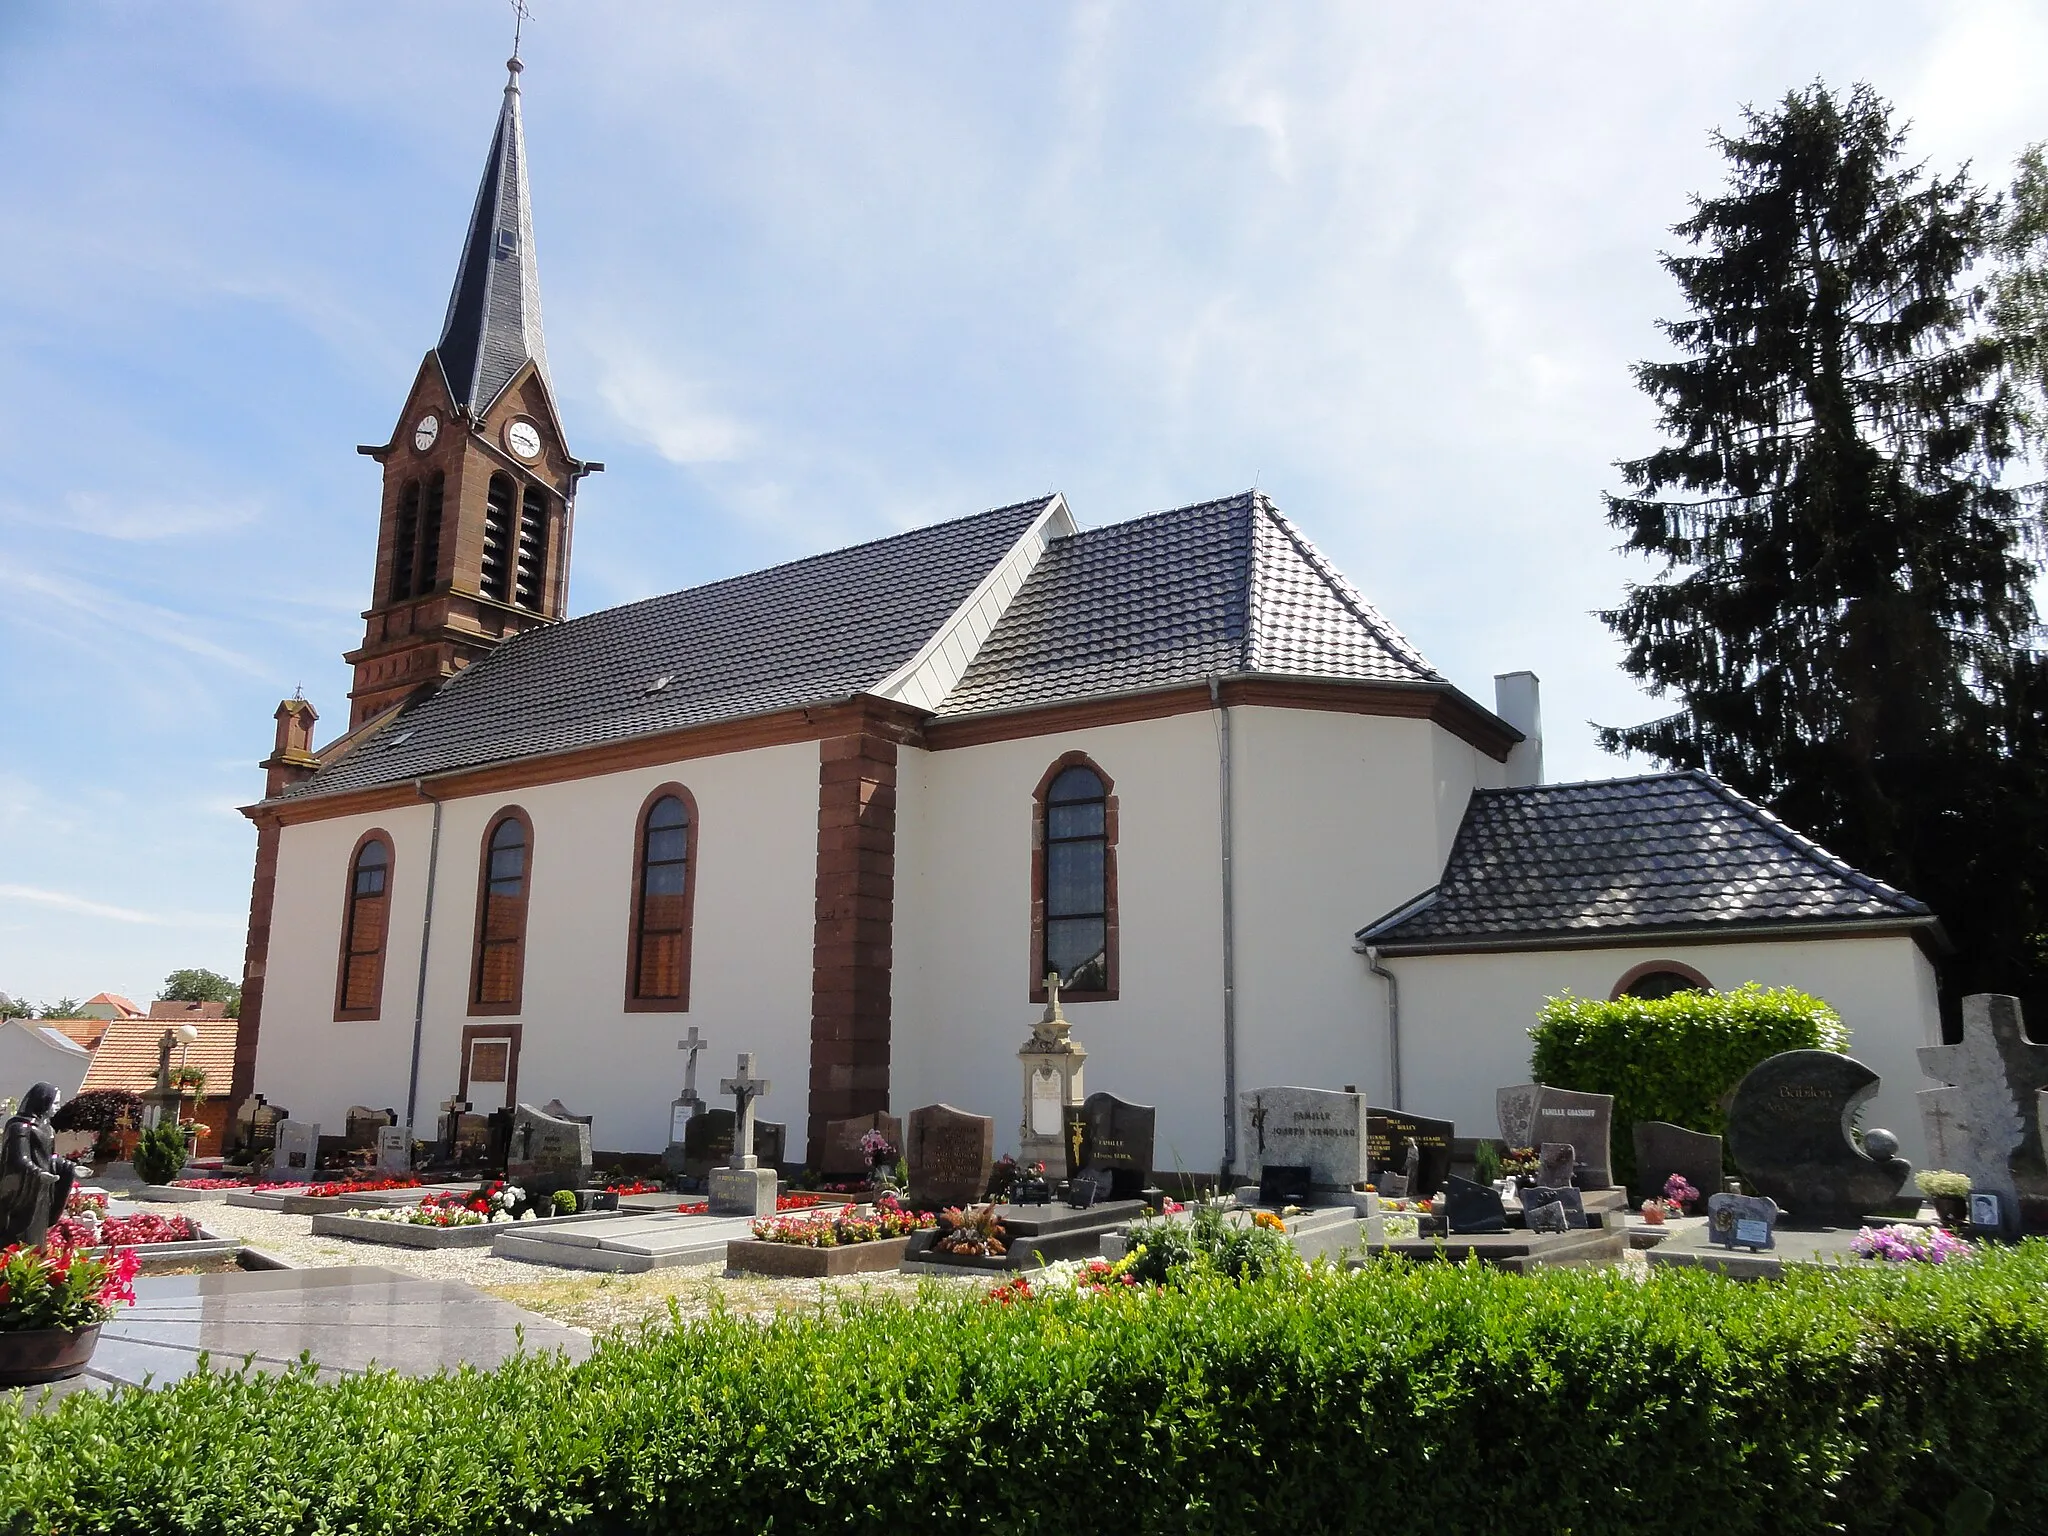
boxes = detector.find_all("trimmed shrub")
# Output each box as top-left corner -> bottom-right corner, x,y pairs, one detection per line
48,1089 -> 142,1136
1530,983 -> 1848,1192
5,1248 -> 2048,1534
1122,1202 -> 1297,1287
129,1122 -> 191,1186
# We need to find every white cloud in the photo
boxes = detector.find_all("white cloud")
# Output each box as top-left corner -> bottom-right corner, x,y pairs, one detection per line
595,347 -> 753,466
0,884 -> 236,930
2,491 -> 263,543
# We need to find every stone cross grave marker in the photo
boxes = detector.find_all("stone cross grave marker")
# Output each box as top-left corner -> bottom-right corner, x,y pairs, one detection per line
1725,1050 -> 1909,1226
438,1096 -> 470,1157
671,1026 -> 712,1143
718,1055 -> 771,1171
1075,1092 -> 1156,1202
271,1119 -> 320,1181
1918,994 -> 2048,1234
708,1054 -> 776,1217
1241,1088 -> 1368,1190
1366,1107 -> 1454,1198
906,1103 -> 995,1209
1632,1122 -> 1723,1209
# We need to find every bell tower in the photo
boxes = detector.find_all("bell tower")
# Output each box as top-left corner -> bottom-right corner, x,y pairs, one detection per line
346,57 -> 600,730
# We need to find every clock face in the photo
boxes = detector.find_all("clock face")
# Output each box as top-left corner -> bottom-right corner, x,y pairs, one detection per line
506,419 -> 542,460
412,414 -> 439,452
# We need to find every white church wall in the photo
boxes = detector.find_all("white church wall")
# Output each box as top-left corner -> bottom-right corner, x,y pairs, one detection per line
255,741 -> 822,1158
1378,933 -> 1943,1173
1229,708 -> 1495,1123
894,712 -> 1228,1176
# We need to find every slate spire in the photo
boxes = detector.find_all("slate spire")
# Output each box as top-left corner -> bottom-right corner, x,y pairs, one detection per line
436,57 -> 552,415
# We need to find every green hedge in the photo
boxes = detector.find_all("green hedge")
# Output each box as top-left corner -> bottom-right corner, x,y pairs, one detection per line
1530,982 -> 1849,1193
8,1247 -> 2048,1535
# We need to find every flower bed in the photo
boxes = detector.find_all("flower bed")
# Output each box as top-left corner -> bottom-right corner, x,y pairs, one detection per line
258,1175 -> 422,1199
675,1192 -> 829,1216
47,1212 -> 200,1249
598,1180 -> 665,1196
726,1200 -> 935,1277
168,1177 -> 251,1191
1851,1223 -> 1973,1264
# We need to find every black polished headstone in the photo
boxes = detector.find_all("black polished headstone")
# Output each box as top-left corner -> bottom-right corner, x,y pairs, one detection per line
1724,1051 -> 1910,1226
1633,1121 -> 1723,1208
1525,1198 -> 1571,1234
681,1109 -> 736,1182
1444,1174 -> 1509,1235
1067,1174 -> 1102,1209
1077,1093 -> 1156,1201
1365,1108 -> 1455,1198
1257,1164 -> 1314,1208
1518,1185 -> 1587,1228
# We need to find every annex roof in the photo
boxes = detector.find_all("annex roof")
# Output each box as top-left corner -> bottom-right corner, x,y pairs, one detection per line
79,1017 -> 240,1097
938,491 -> 1439,717
283,496 -> 1061,800
1356,770 -> 1935,954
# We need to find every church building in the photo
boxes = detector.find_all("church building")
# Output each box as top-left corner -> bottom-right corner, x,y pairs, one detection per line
232,63 -> 1946,1175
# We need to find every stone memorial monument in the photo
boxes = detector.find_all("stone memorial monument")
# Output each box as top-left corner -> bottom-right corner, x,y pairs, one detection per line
506,1103 -> 593,1197
1918,994 -> 2048,1237
1706,1192 -> 1779,1251
1242,1087 -> 1369,1191
1018,975 -> 1087,1178
1519,1185 -> 1587,1229
680,1109 -> 736,1182
1724,1050 -> 1909,1226
270,1118 -> 320,1181
1073,1092 -> 1156,1202
819,1111 -> 903,1180
1365,1108 -> 1455,1198
906,1103 -> 995,1209
1537,1143 -> 1576,1190
376,1123 -> 411,1175
1443,1174 -> 1508,1235
1498,1084 -> 1616,1189
708,1055 -> 777,1217
662,1026 -> 713,1175
1632,1122 -> 1723,1208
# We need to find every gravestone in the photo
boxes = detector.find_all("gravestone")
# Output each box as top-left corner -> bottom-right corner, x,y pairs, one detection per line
753,1121 -> 787,1171
1519,1185 -> 1587,1229
1705,1192 -> 1779,1252
664,1026 -> 714,1170
1724,1050 -> 1910,1226
1538,1143 -> 1576,1190
271,1119 -> 319,1180
506,1103 -> 593,1197
1918,994 -> 2048,1237
1444,1174 -> 1509,1235
540,1098 -> 594,1129
1497,1085 -> 1540,1150
1632,1122 -> 1723,1208
1256,1164 -> 1314,1208
1366,1108 -> 1455,1198
342,1106 -> 389,1150
1242,1087 -> 1369,1190
1075,1093 -> 1156,1202
1533,1087 -> 1614,1188
681,1110 -> 736,1181
242,1096 -> 282,1161
819,1111 -> 903,1179
1525,1198 -> 1570,1234
708,1055 -> 777,1217
906,1104 -> 995,1209
375,1124 -> 410,1175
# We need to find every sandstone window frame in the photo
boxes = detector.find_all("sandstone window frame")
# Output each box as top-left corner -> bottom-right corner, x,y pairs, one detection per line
469,806 -> 534,1017
623,783 -> 699,1012
1030,752 -> 1119,1004
333,829 -> 395,1021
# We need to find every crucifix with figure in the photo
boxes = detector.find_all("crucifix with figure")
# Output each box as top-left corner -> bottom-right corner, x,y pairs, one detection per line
719,1053 -> 772,1170
706,1052 -> 778,1216
669,1027 -> 712,1142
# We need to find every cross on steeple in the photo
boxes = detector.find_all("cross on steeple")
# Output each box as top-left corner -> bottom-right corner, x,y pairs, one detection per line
718,1053 -> 772,1170
509,0 -> 531,63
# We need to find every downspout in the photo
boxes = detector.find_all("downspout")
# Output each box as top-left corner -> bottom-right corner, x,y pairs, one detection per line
403,779 -> 446,1139
1364,944 -> 1401,1111
1210,678 -> 1238,1178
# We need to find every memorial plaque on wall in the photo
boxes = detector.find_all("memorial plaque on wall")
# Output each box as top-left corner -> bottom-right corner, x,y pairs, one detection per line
1365,1108 -> 1455,1199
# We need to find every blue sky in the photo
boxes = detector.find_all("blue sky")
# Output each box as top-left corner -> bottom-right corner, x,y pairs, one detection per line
2,1 -> 2043,1007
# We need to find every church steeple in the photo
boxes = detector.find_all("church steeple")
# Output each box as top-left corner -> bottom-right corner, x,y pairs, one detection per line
435,58 -> 551,416
345,57 -> 599,732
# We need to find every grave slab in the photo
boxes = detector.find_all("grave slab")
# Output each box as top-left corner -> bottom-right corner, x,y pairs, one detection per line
490,1212 -> 755,1273
309,1210 -> 619,1250
1355,1227 -> 1625,1272
1646,1220 -> 1874,1281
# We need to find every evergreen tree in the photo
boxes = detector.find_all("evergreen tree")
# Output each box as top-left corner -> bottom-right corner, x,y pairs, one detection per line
1600,81 -> 2045,1010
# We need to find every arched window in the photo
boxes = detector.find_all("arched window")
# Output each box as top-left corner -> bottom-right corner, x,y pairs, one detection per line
480,473 -> 517,603
334,832 -> 394,1020
516,484 -> 550,610
1610,960 -> 1711,1002
1032,755 -> 1118,1001
625,786 -> 698,1010
388,482 -> 421,602
416,471 -> 445,593
470,808 -> 532,1015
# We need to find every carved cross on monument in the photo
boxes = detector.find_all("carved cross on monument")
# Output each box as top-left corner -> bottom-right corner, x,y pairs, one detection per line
1919,994 -> 2048,1219
718,1053 -> 771,1170
676,1026 -> 711,1116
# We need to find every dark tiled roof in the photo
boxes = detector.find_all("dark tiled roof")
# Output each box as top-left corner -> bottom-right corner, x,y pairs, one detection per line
938,491 -> 1439,716
286,497 -> 1057,800
437,69 -> 549,414
1357,770 -> 1931,950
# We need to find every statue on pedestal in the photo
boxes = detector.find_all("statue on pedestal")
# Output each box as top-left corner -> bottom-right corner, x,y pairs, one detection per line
1,1083 -> 88,1247
1019,973 -> 1087,1179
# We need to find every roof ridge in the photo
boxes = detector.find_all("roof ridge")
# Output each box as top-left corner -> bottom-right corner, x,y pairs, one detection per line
1684,769 -> 1930,916
1051,490 -> 1256,544
1247,493 -> 1439,679
1470,769 -> 1702,798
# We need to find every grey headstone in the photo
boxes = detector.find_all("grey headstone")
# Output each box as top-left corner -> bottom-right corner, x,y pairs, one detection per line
818,1112 -> 903,1178
1538,1143 -> 1576,1190
1444,1174 -> 1508,1235
681,1109 -> 735,1181
1519,1185 -> 1587,1228
1376,1170 -> 1410,1198
505,1103 -> 593,1197
1077,1093 -> 1157,1201
906,1104 -> 995,1209
1367,1108 -> 1455,1198
1632,1121 -> 1723,1208
375,1124 -> 410,1175
1724,1050 -> 1909,1226
1496,1084 -> 1540,1149
271,1119 -> 320,1180
708,1164 -> 777,1217
1706,1192 -> 1779,1251
1526,1198 -> 1570,1234
1241,1087 -> 1369,1190
1918,994 -> 2048,1229
1529,1087 -> 1615,1189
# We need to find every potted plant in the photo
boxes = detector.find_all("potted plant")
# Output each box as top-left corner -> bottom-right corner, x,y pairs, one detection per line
1916,1170 -> 1972,1229
0,1241 -> 140,1385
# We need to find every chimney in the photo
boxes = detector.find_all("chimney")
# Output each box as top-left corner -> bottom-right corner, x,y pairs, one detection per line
263,698 -> 320,798
1493,672 -> 1543,788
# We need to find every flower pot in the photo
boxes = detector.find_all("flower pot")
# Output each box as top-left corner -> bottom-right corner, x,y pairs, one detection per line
0,1325 -> 102,1387
1931,1195 -> 1969,1230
